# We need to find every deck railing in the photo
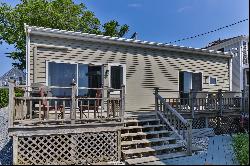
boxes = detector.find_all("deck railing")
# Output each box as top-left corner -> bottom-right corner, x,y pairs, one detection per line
154,88 -> 192,156
158,89 -> 248,118
8,80 -> 125,127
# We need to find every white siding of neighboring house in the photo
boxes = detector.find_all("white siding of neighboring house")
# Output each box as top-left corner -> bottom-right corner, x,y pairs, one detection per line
224,42 -> 241,91
206,36 -> 249,93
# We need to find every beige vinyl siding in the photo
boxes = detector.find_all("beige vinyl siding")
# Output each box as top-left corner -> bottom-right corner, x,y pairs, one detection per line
29,34 -> 230,111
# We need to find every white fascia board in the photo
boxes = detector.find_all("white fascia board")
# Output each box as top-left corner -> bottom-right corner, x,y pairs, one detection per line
28,27 -> 231,58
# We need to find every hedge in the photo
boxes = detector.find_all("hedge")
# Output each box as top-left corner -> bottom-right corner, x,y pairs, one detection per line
233,133 -> 249,165
0,87 -> 25,108
0,88 -> 9,108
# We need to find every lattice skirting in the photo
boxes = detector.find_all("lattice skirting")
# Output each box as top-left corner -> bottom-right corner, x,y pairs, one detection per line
15,131 -> 119,165
192,116 -> 248,135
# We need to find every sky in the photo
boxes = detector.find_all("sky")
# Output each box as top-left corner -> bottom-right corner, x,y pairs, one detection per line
0,0 -> 249,76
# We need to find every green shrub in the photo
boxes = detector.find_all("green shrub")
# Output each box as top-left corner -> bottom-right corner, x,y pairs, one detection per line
233,133 -> 249,165
0,87 -> 25,108
0,88 -> 9,108
14,87 -> 25,97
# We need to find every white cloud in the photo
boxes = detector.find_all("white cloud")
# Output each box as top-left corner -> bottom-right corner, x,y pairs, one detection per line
128,3 -> 141,8
177,6 -> 192,13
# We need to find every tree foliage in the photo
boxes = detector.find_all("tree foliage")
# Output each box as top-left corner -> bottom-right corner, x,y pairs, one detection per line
0,0 -> 129,70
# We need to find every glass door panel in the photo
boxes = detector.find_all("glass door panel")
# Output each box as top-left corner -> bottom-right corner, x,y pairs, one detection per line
48,62 -> 77,97
78,64 -> 89,97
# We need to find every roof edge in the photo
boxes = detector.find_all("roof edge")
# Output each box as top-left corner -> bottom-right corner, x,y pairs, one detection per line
25,24 -> 232,58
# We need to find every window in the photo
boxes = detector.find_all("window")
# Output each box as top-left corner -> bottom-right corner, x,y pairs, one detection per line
246,70 -> 249,86
110,66 -> 123,89
19,77 -> 23,84
217,48 -> 224,52
209,77 -> 217,85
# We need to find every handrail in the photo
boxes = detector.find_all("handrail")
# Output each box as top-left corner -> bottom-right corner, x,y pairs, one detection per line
15,85 -> 121,91
154,88 -> 192,155
156,94 -> 188,124
8,81 -> 126,127
158,90 -> 244,93
14,97 -> 121,100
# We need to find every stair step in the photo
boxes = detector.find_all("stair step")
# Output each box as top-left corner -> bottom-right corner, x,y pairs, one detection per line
124,119 -> 160,123
125,151 -> 187,165
125,113 -> 157,119
121,130 -> 170,138
122,143 -> 184,155
122,124 -> 165,130
121,137 -> 176,146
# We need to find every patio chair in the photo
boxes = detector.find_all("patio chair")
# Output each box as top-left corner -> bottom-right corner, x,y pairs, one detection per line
39,85 -> 64,120
79,89 -> 102,118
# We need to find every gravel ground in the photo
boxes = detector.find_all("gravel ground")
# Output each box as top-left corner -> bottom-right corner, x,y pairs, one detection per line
0,107 -> 13,165
176,136 -> 209,155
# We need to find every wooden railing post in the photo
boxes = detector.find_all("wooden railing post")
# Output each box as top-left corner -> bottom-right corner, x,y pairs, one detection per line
189,89 -> 194,118
117,129 -> 122,161
120,85 -> 125,122
154,87 -> 159,112
8,80 -> 15,128
107,89 -> 110,118
241,90 -> 245,114
217,89 -> 223,116
71,79 -> 77,124
186,119 -> 193,156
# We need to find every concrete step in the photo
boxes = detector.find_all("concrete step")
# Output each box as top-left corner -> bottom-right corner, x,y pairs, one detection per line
121,130 -> 170,138
125,151 -> 187,165
122,124 -> 165,130
122,143 -> 184,156
121,137 -> 176,146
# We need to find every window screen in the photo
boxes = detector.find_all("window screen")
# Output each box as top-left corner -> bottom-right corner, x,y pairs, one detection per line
192,73 -> 202,91
111,66 -> 123,89
246,70 -> 249,86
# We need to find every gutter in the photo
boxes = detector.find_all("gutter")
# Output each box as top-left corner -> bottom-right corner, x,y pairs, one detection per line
26,25 -> 232,58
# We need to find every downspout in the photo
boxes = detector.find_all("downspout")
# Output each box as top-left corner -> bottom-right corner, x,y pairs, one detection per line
24,23 -> 31,91
229,55 -> 233,91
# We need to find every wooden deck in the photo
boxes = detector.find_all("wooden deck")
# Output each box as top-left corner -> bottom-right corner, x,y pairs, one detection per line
7,81 -> 126,165
156,89 -> 248,119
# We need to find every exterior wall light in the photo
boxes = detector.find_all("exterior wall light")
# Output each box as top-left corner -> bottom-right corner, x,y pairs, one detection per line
105,70 -> 109,79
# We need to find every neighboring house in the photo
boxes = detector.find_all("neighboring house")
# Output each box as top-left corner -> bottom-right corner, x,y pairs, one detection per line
0,67 -> 26,86
205,35 -> 249,95
25,25 -> 232,112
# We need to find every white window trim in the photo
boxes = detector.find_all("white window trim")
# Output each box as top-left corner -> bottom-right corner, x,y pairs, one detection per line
209,76 -> 217,86
108,63 -> 126,95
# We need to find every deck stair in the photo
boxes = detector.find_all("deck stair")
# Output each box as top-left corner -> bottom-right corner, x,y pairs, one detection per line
121,111 -> 190,165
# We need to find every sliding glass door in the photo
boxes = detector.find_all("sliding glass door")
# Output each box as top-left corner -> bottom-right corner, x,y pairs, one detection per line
48,61 -> 103,98
48,62 -> 77,97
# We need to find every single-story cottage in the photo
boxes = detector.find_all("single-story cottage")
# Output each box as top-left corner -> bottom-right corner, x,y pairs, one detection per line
25,24 -> 232,112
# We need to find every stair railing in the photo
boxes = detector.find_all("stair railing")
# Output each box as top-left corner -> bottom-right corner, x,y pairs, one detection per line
154,88 -> 192,155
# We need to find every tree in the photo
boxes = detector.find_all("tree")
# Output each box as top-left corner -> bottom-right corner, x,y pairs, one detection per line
0,0 -> 129,70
